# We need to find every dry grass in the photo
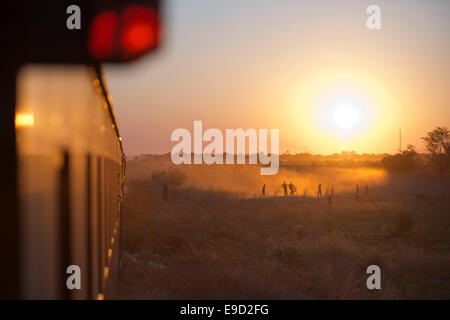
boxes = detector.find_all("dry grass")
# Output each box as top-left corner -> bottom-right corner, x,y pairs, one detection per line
118,159 -> 450,299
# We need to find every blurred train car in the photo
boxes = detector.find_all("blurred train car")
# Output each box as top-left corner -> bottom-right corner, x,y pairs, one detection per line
15,65 -> 124,299
0,0 -> 161,299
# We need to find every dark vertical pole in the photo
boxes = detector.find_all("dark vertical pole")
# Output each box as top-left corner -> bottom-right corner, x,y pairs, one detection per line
119,154 -> 125,271
104,160 -> 108,269
97,157 -> 103,297
0,67 -> 20,299
105,159 -> 109,266
0,2 -> 26,300
86,154 -> 93,299
59,151 -> 71,300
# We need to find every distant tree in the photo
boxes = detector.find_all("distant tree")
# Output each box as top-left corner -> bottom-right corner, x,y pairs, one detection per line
405,144 -> 417,155
421,126 -> 450,173
422,127 -> 449,155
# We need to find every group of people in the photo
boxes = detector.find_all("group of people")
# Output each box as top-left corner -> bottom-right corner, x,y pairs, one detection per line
260,182 -> 369,203
162,181 -> 368,203
261,182 -> 297,197
282,181 -> 297,196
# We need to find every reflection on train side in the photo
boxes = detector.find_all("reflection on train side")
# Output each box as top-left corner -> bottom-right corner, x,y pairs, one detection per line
16,65 -> 125,299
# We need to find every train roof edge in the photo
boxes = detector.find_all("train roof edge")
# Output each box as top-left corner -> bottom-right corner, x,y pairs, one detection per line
94,64 -> 124,156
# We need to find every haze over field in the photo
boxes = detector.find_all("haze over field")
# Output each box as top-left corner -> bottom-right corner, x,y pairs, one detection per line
118,156 -> 450,299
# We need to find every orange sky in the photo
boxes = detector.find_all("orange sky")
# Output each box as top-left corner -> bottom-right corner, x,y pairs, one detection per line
105,0 -> 450,156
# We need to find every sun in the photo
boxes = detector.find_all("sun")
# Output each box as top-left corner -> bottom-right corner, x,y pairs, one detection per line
292,72 -> 392,152
331,104 -> 361,131
319,93 -> 369,137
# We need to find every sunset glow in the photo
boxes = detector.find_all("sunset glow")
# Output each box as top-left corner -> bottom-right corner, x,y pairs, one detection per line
105,0 -> 450,156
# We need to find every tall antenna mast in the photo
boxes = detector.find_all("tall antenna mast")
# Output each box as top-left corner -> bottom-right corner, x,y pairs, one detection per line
399,128 -> 402,153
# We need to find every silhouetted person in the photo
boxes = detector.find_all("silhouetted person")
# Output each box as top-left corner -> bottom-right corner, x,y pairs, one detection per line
355,184 -> 360,201
163,183 -> 168,201
282,181 -> 288,196
317,184 -> 322,198
328,184 -> 335,205
365,185 -> 369,198
262,184 -> 266,197
288,182 -> 296,196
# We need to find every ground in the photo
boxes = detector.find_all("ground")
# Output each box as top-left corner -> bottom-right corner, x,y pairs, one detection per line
117,156 -> 450,299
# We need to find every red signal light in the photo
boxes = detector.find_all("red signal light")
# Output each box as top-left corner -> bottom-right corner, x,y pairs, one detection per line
88,5 -> 159,62
88,10 -> 120,60
121,5 -> 159,59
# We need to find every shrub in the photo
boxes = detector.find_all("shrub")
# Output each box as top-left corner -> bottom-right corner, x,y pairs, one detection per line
390,210 -> 414,237
382,146 -> 418,173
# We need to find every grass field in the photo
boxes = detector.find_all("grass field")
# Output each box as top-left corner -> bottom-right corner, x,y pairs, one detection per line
118,156 -> 450,299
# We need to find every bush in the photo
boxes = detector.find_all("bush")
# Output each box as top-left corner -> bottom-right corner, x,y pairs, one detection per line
390,210 -> 414,237
428,153 -> 450,173
382,146 -> 418,173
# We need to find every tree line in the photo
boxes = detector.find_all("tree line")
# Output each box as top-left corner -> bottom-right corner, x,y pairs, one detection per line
382,127 -> 450,173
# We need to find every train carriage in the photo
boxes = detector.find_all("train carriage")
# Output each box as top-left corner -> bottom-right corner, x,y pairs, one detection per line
16,65 -> 125,299
0,0 -> 161,299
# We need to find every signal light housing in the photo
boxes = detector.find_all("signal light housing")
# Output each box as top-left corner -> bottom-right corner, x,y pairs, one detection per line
89,5 -> 159,61
23,0 -> 161,65
88,10 -> 120,60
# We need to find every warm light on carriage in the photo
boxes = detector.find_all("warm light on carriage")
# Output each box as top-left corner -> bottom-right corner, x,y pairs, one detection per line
15,113 -> 35,127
